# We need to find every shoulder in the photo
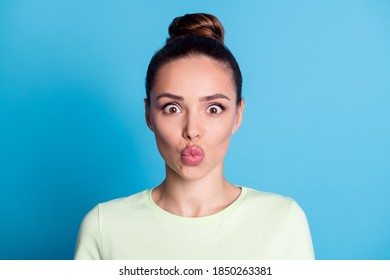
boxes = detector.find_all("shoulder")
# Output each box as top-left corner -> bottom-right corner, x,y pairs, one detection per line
97,189 -> 151,216
99,189 -> 149,208
240,187 -> 306,217
243,187 -> 296,206
82,189 -> 151,222
240,188 -> 314,259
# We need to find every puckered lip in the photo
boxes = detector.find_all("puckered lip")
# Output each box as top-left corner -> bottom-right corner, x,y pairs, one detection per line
181,146 -> 204,165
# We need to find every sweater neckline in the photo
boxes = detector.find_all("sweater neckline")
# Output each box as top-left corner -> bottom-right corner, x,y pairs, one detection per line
147,186 -> 248,224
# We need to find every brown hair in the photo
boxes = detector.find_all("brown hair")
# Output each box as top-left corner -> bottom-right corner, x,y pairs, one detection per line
167,13 -> 224,44
146,13 -> 242,104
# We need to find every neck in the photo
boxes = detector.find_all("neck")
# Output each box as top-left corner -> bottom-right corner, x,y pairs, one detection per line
152,163 -> 241,217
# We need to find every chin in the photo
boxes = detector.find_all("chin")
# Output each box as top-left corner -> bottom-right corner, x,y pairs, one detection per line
165,162 -> 208,181
180,172 -> 208,181
177,166 -> 208,181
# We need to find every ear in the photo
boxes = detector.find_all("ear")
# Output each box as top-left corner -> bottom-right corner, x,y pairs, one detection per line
144,98 -> 154,131
231,98 -> 245,135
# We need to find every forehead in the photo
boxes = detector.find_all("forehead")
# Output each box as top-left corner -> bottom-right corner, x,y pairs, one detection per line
152,55 -> 236,99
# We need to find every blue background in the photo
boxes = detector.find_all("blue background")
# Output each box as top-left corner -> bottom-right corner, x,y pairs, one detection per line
1,0 -> 389,260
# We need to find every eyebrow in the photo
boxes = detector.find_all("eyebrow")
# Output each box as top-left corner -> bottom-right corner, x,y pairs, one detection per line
155,93 -> 184,101
199,93 -> 230,102
155,93 -> 230,102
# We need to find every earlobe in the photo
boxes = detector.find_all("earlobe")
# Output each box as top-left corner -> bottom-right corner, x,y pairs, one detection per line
144,98 -> 154,131
232,99 -> 245,135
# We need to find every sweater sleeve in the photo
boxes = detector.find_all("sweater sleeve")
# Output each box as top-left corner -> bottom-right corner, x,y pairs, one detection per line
74,205 -> 102,260
286,201 -> 315,260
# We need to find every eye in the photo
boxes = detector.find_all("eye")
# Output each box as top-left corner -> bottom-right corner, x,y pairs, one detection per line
206,104 -> 225,114
163,104 -> 182,114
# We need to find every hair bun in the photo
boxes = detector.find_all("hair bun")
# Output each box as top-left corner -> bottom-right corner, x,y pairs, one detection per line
167,13 -> 224,44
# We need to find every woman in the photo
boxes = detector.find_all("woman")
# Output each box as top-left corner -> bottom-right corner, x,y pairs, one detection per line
75,13 -> 314,260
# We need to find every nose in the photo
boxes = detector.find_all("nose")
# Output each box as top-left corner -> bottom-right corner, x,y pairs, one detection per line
183,112 -> 201,141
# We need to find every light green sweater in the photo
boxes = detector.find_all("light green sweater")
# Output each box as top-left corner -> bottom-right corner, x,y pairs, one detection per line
75,187 -> 314,259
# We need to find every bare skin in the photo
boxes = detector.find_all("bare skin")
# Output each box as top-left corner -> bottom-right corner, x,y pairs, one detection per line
145,55 -> 244,218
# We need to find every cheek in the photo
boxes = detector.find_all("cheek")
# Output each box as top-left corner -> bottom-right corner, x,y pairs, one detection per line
155,128 -> 174,147
213,112 -> 237,134
153,130 -> 176,163
207,116 -> 236,147
151,116 -> 179,151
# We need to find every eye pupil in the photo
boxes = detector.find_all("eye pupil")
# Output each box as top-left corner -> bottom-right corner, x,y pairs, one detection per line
169,107 -> 177,113
210,107 -> 217,114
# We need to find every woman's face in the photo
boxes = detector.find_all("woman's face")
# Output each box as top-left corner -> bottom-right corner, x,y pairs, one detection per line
145,55 -> 244,181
